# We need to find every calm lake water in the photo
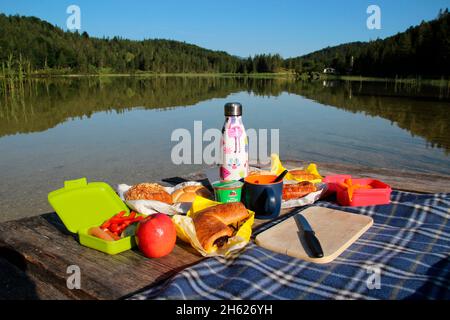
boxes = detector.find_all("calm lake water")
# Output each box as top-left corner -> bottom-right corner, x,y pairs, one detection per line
1,76 -> 449,221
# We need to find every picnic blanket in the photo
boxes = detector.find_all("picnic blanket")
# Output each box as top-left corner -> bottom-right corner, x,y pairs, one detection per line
130,191 -> 450,300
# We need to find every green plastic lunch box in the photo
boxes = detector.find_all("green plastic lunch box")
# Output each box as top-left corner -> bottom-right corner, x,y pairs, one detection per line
48,178 -> 137,255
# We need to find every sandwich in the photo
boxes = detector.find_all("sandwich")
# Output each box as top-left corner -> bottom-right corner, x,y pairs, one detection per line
289,169 -> 317,181
125,183 -> 173,204
193,202 -> 249,252
172,185 -> 213,203
282,181 -> 317,200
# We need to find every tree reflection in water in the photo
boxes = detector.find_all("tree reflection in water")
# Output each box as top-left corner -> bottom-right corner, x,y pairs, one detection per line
0,76 -> 449,153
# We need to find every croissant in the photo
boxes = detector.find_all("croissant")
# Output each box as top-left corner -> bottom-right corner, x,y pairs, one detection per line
282,181 -> 317,200
193,202 -> 249,252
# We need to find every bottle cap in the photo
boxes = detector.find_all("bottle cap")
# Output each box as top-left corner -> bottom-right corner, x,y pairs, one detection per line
224,102 -> 242,116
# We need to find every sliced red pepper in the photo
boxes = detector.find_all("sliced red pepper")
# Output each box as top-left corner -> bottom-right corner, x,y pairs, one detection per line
109,216 -> 132,224
110,223 -> 120,232
121,221 -> 131,227
119,220 -> 131,228
99,211 -> 143,234
126,217 -> 143,224
101,220 -> 111,229
116,211 -> 126,218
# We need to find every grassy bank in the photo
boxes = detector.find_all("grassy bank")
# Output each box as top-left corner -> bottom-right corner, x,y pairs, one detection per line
16,70 -> 296,78
292,71 -> 450,87
1,63 -> 448,88
323,74 -> 450,86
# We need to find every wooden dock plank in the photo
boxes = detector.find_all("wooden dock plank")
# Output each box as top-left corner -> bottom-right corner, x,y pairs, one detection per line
0,213 -> 201,300
1,162 -> 449,299
0,257 -> 69,300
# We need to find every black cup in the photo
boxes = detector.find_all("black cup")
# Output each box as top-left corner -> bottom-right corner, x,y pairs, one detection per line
241,175 -> 283,219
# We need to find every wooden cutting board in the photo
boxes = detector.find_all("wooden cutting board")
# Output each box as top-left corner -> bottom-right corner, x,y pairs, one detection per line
255,206 -> 373,264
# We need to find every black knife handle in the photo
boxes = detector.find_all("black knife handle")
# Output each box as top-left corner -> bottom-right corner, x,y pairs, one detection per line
304,231 -> 324,258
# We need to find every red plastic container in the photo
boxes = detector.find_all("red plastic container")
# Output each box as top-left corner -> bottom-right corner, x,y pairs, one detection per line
323,175 -> 352,193
324,175 -> 392,207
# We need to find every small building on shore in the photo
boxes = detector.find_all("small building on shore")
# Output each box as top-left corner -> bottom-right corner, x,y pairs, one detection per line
323,67 -> 336,74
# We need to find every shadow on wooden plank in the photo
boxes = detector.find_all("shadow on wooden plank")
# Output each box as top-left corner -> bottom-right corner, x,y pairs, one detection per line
41,212 -> 76,237
0,247 -> 39,300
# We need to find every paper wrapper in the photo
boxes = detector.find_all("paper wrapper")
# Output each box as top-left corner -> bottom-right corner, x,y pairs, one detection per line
251,154 -> 326,208
172,196 -> 254,257
281,182 -> 327,209
270,154 -> 323,183
117,181 -> 210,215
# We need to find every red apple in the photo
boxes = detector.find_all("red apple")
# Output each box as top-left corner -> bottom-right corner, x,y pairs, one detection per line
135,213 -> 176,258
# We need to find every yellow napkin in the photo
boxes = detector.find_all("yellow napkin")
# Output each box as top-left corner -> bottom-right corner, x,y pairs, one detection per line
270,153 -> 323,184
172,196 -> 254,257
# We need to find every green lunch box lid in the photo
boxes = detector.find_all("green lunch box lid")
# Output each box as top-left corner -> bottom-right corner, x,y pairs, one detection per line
48,178 -> 129,234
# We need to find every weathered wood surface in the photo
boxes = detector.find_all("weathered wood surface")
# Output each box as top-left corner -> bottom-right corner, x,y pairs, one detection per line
0,255 -> 72,300
0,213 -> 202,300
1,161 -> 449,300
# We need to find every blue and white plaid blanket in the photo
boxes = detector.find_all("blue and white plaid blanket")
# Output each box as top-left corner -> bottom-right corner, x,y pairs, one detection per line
131,191 -> 450,300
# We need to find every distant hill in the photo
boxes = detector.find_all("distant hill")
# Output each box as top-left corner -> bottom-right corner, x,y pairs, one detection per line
285,9 -> 450,77
0,10 -> 449,77
0,14 -> 244,74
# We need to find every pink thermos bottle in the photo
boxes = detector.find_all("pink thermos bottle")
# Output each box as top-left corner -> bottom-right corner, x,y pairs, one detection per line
220,102 -> 249,181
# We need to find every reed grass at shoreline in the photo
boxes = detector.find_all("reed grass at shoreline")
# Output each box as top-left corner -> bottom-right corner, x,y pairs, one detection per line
0,59 -> 449,89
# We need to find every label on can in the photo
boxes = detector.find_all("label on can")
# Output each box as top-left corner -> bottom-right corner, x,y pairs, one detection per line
212,181 -> 243,203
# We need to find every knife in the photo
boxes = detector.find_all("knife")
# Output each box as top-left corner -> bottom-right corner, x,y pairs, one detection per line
294,213 -> 324,258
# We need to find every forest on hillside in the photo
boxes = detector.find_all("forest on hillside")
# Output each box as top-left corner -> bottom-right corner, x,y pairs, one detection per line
0,13 -> 283,74
286,9 -> 450,77
0,9 -> 449,77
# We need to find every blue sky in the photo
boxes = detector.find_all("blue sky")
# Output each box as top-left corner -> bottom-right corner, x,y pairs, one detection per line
0,0 -> 448,57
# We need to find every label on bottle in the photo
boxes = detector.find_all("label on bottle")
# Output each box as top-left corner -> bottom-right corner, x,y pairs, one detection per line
220,116 -> 249,181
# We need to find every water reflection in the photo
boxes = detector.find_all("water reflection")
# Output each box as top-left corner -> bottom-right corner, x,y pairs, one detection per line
0,76 -> 449,153
1,76 -> 450,221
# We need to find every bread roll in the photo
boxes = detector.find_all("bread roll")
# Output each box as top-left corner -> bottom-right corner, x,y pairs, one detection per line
125,183 -> 173,204
289,169 -> 317,181
172,185 -> 213,203
193,202 -> 249,252
282,181 -> 316,200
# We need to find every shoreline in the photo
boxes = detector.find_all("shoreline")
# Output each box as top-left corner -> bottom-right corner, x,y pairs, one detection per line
1,72 -> 448,86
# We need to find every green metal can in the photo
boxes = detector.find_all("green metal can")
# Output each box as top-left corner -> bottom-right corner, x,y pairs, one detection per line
212,181 -> 243,203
